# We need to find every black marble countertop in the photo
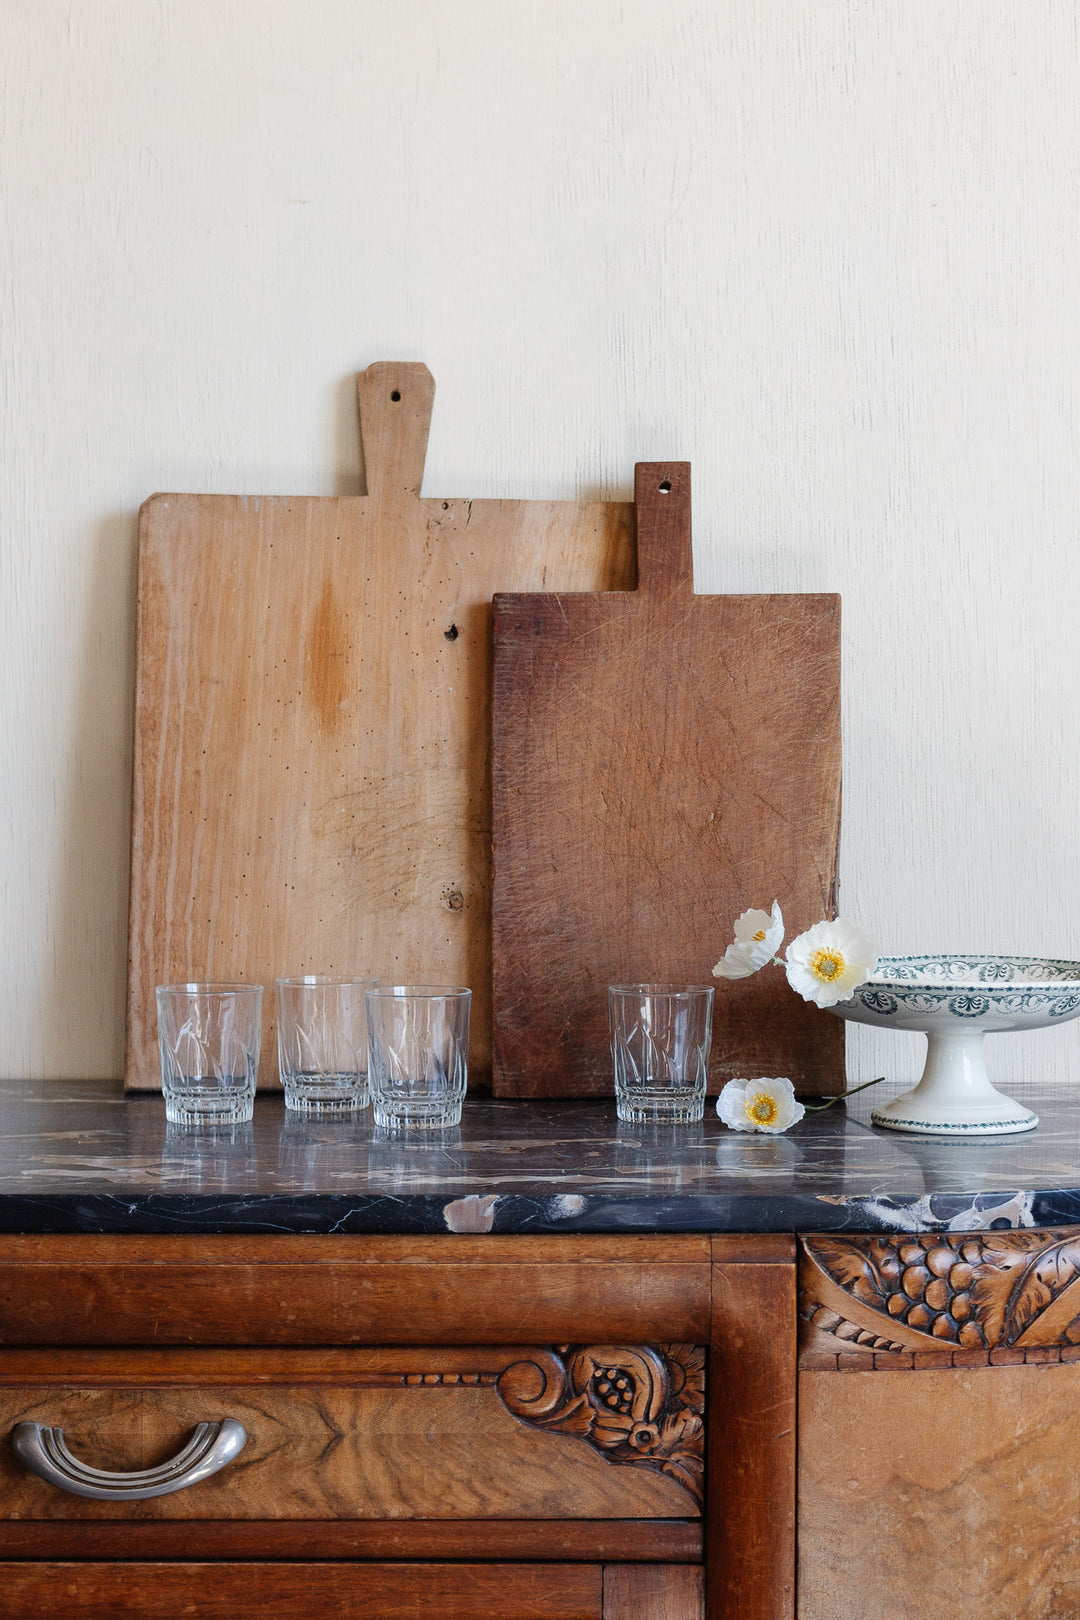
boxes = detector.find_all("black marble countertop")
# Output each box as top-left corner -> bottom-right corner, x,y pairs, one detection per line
1,1077 -> 1080,1235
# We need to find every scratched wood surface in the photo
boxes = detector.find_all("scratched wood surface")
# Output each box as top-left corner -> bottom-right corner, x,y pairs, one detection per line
491,462 -> 843,1096
603,1565 -> 705,1618
125,362 -> 634,1088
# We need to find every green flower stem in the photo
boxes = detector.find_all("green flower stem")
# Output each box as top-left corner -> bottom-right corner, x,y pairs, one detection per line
801,1076 -> 886,1112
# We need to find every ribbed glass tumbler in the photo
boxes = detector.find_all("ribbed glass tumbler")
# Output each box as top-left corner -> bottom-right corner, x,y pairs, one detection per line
275,976 -> 375,1114
365,985 -> 471,1130
608,983 -> 714,1124
156,983 -> 263,1125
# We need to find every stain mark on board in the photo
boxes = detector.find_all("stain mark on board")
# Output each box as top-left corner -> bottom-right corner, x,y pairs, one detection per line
306,578 -> 349,733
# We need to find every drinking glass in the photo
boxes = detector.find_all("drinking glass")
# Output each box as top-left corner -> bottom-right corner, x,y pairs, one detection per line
608,983 -> 714,1123
156,983 -> 263,1125
275,976 -> 375,1113
365,986 -> 471,1130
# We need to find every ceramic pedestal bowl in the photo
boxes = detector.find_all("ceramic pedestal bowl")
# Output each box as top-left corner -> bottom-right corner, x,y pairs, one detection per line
829,955 -> 1080,1137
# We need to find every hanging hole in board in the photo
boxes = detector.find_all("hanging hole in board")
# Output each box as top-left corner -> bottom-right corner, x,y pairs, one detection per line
658,480 -> 672,495
444,624 -> 459,641
390,390 -> 401,402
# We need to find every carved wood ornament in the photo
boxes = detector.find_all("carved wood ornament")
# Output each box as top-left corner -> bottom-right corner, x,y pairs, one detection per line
495,1343 -> 704,1505
800,1229 -> 1080,1368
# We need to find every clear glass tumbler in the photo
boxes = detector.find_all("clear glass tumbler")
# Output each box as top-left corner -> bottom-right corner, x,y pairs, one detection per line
156,983 -> 263,1125
365,985 -> 472,1130
275,975 -> 375,1114
608,983 -> 714,1124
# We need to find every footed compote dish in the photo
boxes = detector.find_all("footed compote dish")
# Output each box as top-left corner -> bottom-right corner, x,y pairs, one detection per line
829,955 -> 1080,1136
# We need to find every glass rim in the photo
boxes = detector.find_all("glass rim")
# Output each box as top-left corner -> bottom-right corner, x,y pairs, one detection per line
156,982 -> 264,997
365,984 -> 472,1000
608,983 -> 715,997
275,974 -> 377,988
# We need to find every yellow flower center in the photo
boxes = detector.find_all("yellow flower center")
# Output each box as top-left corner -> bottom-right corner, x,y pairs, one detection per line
753,929 -> 766,941
746,1092 -> 779,1126
810,948 -> 845,983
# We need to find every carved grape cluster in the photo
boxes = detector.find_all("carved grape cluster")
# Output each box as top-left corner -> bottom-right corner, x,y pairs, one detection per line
592,1366 -> 635,1417
878,1237 -> 988,1347
806,1229 -> 1080,1356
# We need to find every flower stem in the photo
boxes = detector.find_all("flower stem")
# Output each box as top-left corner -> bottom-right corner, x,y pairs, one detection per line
801,1076 -> 886,1112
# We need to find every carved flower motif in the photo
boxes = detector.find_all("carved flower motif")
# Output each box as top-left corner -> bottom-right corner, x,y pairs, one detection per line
712,902 -> 784,980
661,1341 -> 705,1406
717,1076 -> 805,1134
785,917 -> 878,1008
495,1343 -> 704,1506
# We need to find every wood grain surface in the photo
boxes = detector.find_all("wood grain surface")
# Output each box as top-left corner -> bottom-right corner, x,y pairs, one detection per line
799,1362 -> 1080,1620
0,1367 -> 696,1520
0,1518 -> 703,1562
0,1234 -> 712,1346
126,361 -> 634,1089
708,1238 -> 797,1620
604,1565 -> 705,1619
491,462 -> 842,1096
0,1561 -> 604,1619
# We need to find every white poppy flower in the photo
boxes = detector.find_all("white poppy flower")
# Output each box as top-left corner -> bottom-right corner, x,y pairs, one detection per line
785,917 -> 877,1008
717,1077 -> 805,1134
712,902 -> 784,981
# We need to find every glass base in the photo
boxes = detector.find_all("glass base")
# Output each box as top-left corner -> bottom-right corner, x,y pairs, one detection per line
283,1076 -> 369,1114
615,1089 -> 705,1125
163,1087 -> 255,1126
372,1097 -> 464,1130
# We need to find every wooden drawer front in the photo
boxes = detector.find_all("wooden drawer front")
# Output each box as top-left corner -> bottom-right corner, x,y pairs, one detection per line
0,1561 -> 705,1619
0,1345 -> 702,1522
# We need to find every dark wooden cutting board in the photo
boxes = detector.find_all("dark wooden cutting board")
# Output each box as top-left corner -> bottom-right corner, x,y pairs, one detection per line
125,363 -> 634,1089
491,462 -> 844,1097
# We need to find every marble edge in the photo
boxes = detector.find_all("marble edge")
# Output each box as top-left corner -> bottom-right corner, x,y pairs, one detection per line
0,1186 -> 1078,1236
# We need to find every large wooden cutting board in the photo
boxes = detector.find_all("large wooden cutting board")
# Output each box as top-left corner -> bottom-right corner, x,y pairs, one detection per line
126,363 -> 634,1089
491,462 -> 843,1097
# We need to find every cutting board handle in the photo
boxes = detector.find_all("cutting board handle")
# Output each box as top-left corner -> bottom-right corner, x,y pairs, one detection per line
357,362 -> 435,503
633,462 -> 694,597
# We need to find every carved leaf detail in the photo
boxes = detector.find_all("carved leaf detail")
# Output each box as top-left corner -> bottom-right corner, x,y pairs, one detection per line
807,1237 -> 893,1308
971,1233 -> 1080,1345
536,1390 -> 595,1439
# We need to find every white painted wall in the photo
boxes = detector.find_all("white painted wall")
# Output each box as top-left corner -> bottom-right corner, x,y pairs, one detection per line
3,0 -> 1080,1092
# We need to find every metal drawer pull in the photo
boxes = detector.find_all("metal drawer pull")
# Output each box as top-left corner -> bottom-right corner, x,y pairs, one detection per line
10,1418 -> 247,1500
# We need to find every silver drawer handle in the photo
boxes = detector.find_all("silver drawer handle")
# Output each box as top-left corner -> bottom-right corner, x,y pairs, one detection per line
10,1418 -> 247,1500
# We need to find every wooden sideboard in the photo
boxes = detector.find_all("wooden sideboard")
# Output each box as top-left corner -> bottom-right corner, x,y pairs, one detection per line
3,1225 -> 1079,1618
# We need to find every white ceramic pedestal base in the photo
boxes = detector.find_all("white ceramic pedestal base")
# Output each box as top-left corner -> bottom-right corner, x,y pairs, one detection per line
870,1030 -> 1038,1137
830,954 -> 1080,1139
